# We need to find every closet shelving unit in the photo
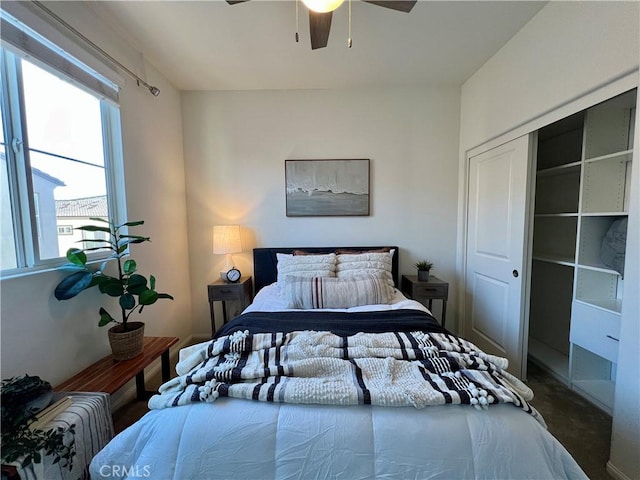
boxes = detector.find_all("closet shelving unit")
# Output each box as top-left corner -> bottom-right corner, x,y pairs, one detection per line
528,90 -> 635,413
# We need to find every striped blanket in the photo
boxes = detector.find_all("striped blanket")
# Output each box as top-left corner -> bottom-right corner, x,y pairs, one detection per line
148,329 -> 541,422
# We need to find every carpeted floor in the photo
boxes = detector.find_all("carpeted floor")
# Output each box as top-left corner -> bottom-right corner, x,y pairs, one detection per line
526,361 -> 613,480
113,360 -> 613,479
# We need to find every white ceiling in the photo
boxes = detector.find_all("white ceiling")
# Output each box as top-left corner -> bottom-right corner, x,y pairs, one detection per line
90,0 -> 546,91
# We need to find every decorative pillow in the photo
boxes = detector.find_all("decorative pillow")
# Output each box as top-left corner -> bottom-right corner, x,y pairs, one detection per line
283,274 -> 392,309
335,247 -> 391,254
336,250 -> 395,288
276,253 -> 337,284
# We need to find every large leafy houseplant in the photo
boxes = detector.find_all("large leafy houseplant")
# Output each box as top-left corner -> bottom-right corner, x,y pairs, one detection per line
54,218 -> 173,358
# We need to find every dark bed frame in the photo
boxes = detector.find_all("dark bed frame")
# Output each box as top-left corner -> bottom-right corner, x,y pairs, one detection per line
253,246 -> 399,294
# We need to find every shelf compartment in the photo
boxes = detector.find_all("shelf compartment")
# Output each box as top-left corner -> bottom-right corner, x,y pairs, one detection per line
584,90 -> 636,160
577,215 -> 628,272
534,165 -> 580,214
529,261 -> 574,357
570,344 -> 616,413
574,267 -> 623,313
537,112 -> 584,171
582,154 -> 632,213
532,216 -> 577,261
532,253 -> 575,267
528,337 -> 569,384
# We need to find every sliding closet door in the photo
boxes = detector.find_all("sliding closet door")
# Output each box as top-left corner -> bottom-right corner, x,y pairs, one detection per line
464,135 -> 532,379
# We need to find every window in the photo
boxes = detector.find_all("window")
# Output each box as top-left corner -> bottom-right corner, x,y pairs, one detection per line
0,10 -> 125,275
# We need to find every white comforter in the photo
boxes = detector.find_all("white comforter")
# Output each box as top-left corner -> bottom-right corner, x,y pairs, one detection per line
89,286 -> 587,479
90,399 -> 585,479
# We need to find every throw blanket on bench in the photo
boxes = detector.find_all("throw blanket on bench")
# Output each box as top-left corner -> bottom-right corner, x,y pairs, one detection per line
149,329 -> 541,423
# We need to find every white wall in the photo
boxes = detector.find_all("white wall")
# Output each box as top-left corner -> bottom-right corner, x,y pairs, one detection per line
459,2 -> 639,479
182,87 -> 461,335
460,2 -> 639,151
0,3 -> 193,385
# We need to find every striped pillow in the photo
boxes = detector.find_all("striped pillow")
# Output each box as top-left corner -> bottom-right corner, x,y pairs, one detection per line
276,253 -> 337,285
284,274 -> 392,309
336,251 -> 394,288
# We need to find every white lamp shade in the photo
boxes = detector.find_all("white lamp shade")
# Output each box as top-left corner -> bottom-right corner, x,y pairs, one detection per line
302,0 -> 344,13
213,225 -> 242,255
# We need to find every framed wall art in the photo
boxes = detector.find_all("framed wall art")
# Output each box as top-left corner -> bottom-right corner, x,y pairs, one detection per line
285,159 -> 370,217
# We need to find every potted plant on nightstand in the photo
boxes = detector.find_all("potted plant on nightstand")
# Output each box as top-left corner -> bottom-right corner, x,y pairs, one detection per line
414,260 -> 433,282
54,218 -> 173,360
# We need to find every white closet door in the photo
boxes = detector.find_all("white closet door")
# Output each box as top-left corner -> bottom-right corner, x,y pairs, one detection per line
464,135 -> 531,379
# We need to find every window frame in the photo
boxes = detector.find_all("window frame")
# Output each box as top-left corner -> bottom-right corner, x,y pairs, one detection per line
0,46 -> 126,277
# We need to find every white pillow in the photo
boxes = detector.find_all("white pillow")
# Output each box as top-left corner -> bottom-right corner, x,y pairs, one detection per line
336,250 -> 394,288
276,253 -> 337,285
283,274 -> 392,309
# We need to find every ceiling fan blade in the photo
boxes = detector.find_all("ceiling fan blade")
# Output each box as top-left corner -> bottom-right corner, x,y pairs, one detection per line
309,11 -> 333,50
226,0 -> 250,4
361,1 -> 417,13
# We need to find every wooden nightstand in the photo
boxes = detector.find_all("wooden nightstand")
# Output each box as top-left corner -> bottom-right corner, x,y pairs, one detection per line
208,276 -> 253,335
401,275 -> 449,327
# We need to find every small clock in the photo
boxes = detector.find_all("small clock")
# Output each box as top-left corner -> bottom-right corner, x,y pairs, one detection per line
225,267 -> 241,283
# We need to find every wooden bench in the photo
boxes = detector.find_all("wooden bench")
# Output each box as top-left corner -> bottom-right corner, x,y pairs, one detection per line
56,336 -> 179,400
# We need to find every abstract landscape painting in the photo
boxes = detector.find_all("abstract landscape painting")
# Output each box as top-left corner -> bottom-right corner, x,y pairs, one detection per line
285,159 -> 370,217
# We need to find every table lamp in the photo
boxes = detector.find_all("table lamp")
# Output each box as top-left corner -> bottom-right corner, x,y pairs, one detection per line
213,225 -> 242,282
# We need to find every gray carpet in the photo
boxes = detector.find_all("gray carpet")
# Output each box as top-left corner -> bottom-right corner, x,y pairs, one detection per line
113,360 -> 613,479
526,361 -> 613,479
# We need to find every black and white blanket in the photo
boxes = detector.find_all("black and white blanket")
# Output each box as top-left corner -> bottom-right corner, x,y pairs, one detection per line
149,311 -> 540,422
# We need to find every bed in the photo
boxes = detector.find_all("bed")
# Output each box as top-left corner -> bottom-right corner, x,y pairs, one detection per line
89,246 -> 587,479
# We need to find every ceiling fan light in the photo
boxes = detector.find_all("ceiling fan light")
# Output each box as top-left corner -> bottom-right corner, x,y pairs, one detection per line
302,0 -> 344,13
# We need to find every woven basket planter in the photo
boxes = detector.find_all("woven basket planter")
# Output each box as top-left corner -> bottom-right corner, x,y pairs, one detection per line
108,322 -> 145,360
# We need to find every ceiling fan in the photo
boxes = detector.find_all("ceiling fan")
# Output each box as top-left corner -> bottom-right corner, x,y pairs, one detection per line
226,0 -> 417,50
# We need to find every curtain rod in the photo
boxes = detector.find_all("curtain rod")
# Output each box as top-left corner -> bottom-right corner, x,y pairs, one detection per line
32,1 -> 160,97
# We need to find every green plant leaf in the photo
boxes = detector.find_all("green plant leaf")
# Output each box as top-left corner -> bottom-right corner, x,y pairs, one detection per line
117,237 -> 150,249
74,225 -> 111,233
72,246 -> 111,253
98,307 -> 115,326
120,220 -> 144,227
98,278 -> 124,297
57,264 -> 89,272
119,293 -> 135,310
89,217 -> 110,223
127,274 -> 147,294
120,234 -> 149,241
54,271 -> 94,300
150,275 -> 156,290
74,238 -> 111,245
90,273 -> 112,285
139,289 -> 158,305
157,293 -> 174,300
123,259 -> 137,274
65,248 -> 87,266
129,237 -> 151,244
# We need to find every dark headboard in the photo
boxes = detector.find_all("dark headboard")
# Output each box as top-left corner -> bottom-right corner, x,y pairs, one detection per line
253,246 -> 400,294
